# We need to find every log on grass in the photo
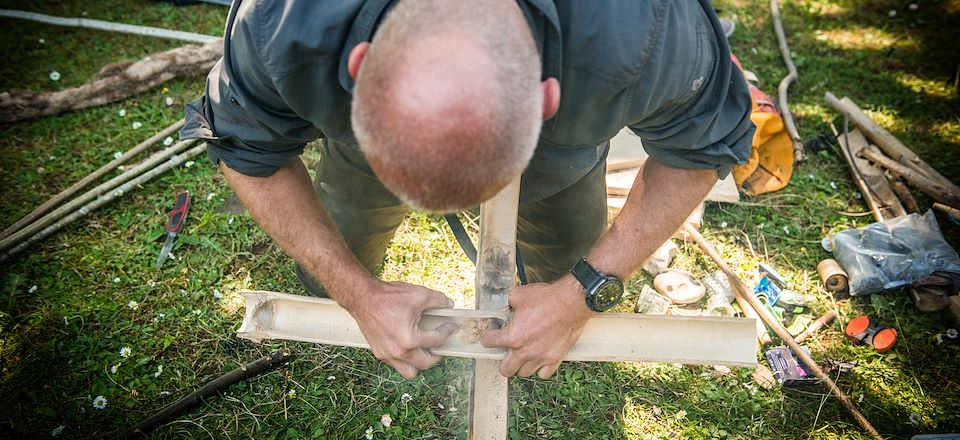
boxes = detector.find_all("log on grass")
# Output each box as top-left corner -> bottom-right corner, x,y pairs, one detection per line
0,40 -> 222,122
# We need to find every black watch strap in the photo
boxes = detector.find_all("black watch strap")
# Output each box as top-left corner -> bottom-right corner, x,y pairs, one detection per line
570,258 -> 601,291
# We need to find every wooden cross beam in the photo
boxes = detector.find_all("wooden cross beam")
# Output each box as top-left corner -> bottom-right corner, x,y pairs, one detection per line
236,179 -> 758,438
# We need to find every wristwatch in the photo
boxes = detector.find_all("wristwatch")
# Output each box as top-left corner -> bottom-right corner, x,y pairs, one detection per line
569,258 -> 624,312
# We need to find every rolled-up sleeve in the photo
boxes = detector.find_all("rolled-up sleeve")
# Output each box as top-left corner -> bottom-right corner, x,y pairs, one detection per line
180,1 -> 321,177
627,7 -> 753,179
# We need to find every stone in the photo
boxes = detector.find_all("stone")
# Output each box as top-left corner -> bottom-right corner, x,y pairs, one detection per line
654,269 -> 706,305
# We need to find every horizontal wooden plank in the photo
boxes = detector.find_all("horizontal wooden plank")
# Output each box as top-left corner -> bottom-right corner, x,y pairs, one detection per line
238,291 -> 758,368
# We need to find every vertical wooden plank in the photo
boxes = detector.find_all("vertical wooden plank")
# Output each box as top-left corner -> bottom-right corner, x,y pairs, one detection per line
468,177 -> 520,440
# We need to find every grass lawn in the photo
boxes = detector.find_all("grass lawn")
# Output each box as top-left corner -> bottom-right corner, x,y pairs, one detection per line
1,0 -> 958,438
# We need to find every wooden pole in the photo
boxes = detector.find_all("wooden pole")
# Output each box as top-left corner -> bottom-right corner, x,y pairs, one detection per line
0,139 -> 197,254
683,224 -> 884,440
824,92 -> 960,197
0,143 -> 206,263
858,145 -> 960,209
469,177 -> 520,440
0,119 -> 185,241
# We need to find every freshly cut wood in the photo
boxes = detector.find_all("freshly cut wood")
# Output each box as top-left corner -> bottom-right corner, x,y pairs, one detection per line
835,128 -> 906,221
236,291 -> 759,367
859,145 -> 960,210
606,157 -> 645,173
471,177 -> 519,440
605,167 -> 740,203
0,40 -> 222,122
825,92 -> 960,197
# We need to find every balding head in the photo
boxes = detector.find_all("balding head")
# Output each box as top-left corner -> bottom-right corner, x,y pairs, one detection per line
351,0 -> 548,213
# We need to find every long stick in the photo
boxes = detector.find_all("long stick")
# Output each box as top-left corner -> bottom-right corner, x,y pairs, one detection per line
0,119 -> 185,241
0,143 -> 206,263
120,350 -> 293,439
683,224 -> 884,440
469,177 -> 520,440
859,145 -> 960,209
0,139 -> 197,254
770,0 -> 804,164
0,9 -> 219,44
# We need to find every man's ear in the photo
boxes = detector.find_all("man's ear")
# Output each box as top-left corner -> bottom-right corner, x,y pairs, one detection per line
541,77 -> 560,120
348,42 -> 371,81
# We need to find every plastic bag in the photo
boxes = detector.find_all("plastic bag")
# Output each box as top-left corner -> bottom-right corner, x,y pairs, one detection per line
826,211 -> 960,295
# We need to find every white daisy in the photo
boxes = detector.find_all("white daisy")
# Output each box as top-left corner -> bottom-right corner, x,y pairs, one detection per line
113,151 -> 123,159
127,300 -> 139,311
118,109 -> 126,117
132,121 -> 142,130
364,426 -> 374,440
675,409 -> 687,420
400,393 -> 412,403
165,97 -> 174,106
49,71 -> 60,81
111,363 -> 120,374
92,395 -> 107,410
119,347 -> 132,358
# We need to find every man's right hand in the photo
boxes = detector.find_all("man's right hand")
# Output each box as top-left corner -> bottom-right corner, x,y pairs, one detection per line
346,280 -> 459,379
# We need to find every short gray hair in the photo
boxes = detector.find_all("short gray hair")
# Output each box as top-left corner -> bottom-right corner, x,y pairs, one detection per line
352,0 -> 543,213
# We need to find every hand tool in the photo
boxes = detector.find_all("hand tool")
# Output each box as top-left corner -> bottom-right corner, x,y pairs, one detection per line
155,191 -> 190,269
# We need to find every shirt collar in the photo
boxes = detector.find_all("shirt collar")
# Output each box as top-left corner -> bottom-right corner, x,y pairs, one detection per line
338,0 -> 563,93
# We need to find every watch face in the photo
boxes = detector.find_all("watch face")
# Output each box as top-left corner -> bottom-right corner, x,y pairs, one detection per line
591,279 -> 624,311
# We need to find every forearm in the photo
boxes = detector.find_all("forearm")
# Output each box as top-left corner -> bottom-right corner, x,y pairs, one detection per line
588,158 -> 718,279
219,157 -> 373,310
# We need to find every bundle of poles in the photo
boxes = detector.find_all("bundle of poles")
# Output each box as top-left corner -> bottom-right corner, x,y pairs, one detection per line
0,119 -> 207,264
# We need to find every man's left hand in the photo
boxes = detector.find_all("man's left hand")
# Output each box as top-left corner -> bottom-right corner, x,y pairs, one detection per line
479,276 -> 592,379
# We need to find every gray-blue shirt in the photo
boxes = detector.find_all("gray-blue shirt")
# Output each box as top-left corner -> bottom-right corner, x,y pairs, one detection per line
182,0 -> 754,200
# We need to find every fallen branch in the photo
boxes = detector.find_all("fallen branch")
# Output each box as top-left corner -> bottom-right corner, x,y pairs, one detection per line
0,40 -> 222,123
770,0 -> 805,164
121,350 -> 294,439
